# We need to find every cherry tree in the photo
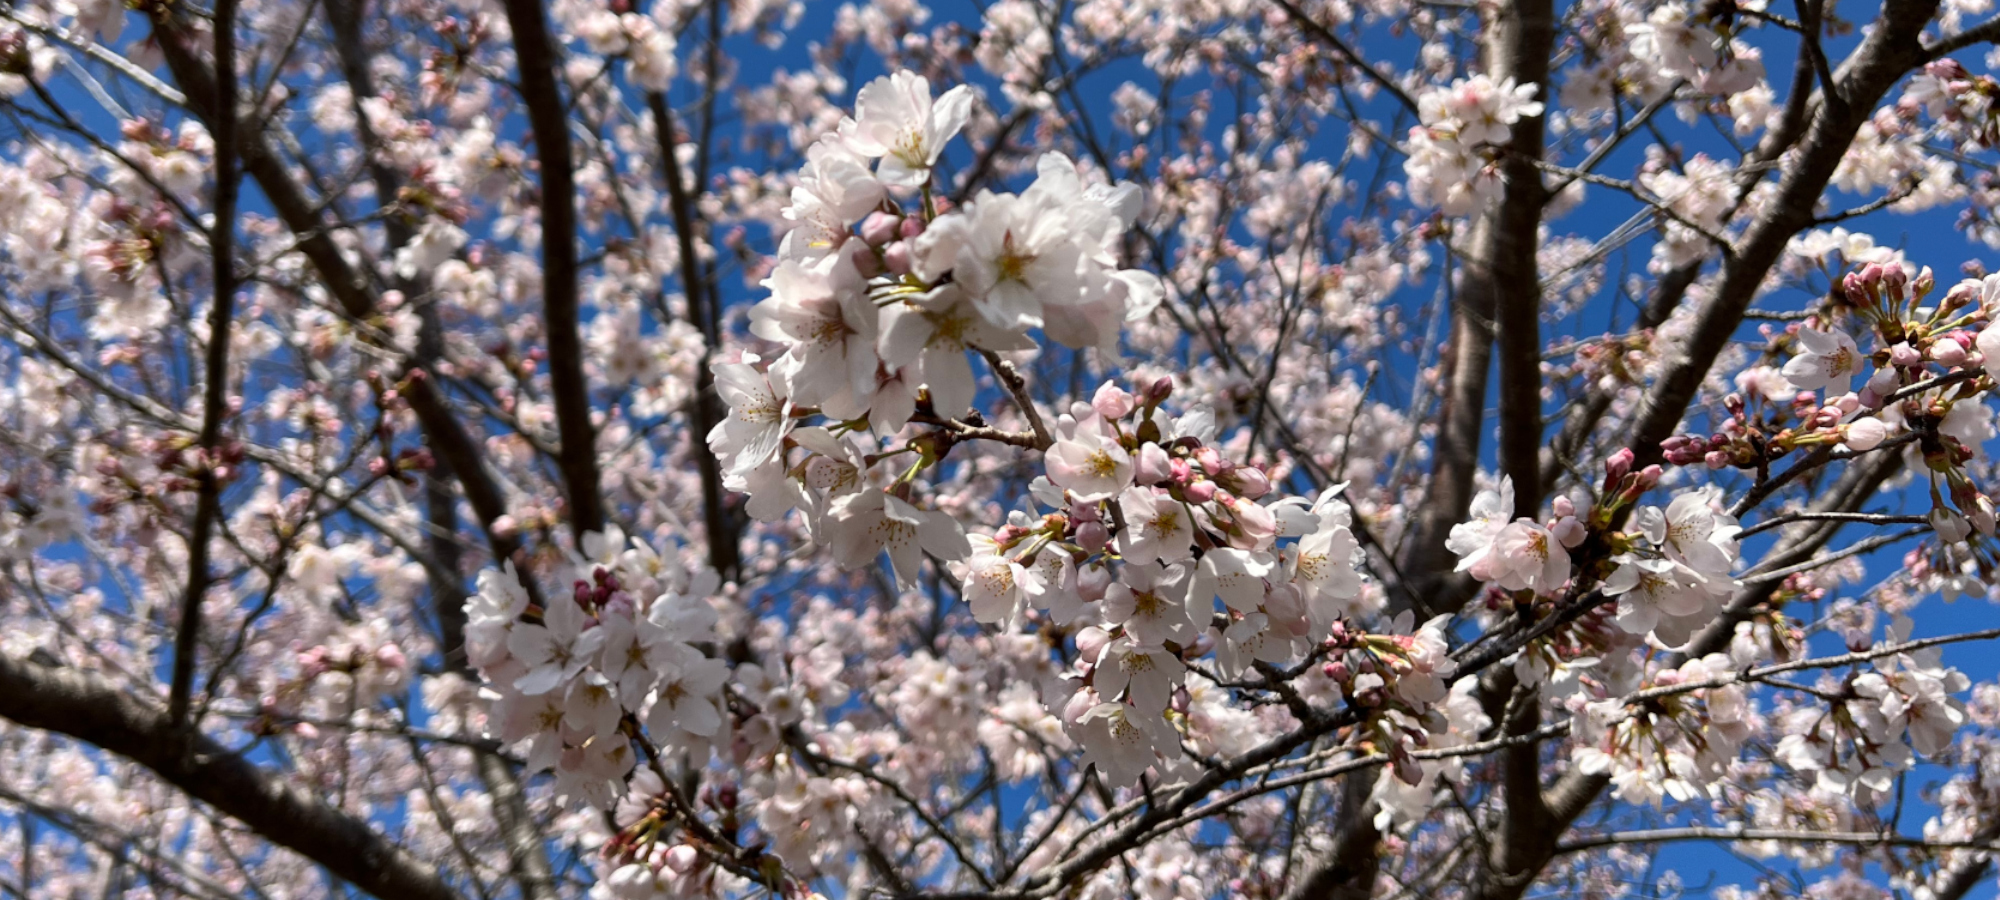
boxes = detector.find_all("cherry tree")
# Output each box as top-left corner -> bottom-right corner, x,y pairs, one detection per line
9,0 -> 2000,898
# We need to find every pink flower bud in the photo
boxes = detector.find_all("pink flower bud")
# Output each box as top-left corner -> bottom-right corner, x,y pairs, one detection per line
899,216 -> 926,239
882,241 -> 911,275
1077,521 -> 1110,553
1219,465 -> 1272,500
1183,479 -> 1217,504
1552,496 -> 1576,518
664,845 -> 700,874
1552,516 -> 1587,549
859,211 -> 900,246
1705,450 -> 1731,469
1868,366 -> 1900,396
1844,271 -> 1871,305
1933,507 -> 1973,543
1891,342 -> 1922,367
1604,447 -> 1635,482
1076,563 -> 1112,602
1833,392 -> 1861,415
1092,382 -> 1136,420
1843,417 -> 1889,451
1075,625 -> 1112,661
1932,339 -> 1967,367
1061,688 -> 1099,724
1143,376 -> 1174,406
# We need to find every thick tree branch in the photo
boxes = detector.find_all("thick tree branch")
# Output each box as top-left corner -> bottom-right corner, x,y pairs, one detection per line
1395,0 -> 1552,615
648,91 -> 741,578
499,0 -> 605,539
168,0 -> 239,730
1621,0 -> 1943,472
0,650 -> 462,900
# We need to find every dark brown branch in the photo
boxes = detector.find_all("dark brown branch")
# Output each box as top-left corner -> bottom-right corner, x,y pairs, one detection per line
1924,15 -> 2000,61
168,0 -> 240,731
648,91 -> 741,578
1269,0 -> 1422,115
0,650 -> 463,900
1620,0 -> 1943,473
499,0 -> 605,540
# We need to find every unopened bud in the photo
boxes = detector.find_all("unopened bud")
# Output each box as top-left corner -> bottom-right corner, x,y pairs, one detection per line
1061,688 -> 1098,724
882,240 -> 912,275
1842,417 -> 1889,451
1076,521 -> 1110,553
1932,506 -> 1973,543
1552,517 -> 1588,549
1092,382 -> 1136,420
859,211 -> 901,246
664,845 -> 700,874
1605,447 -> 1635,482
1218,465 -> 1272,500
1075,626 -> 1112,662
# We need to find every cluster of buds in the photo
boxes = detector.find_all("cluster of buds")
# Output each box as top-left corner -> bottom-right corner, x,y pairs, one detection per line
1593,448 -> 1666,522
1316,617 -> 1453,785
573,565 -> 631,616
1838,261 -> 1938,333
1664,383 -> 1899,472
1563,331 -> 1656,390
1902,57 -> 2000,148
853,207 -> 933,278
155,437 -> 249,493
599,772 -> 728,899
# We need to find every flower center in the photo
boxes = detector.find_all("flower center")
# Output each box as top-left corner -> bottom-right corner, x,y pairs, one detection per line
997,231 -> 1037,282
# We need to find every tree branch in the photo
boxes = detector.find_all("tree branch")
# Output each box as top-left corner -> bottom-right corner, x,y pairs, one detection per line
0,650 -> 463,900
499,0 -> 604,539
648,91 -> 741,578
168,0 -> 240,732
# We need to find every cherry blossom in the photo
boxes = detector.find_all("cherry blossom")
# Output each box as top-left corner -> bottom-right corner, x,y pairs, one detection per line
9,8 -> 2000,900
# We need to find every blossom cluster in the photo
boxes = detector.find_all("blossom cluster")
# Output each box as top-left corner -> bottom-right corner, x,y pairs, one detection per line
1448,463 -> 1743,647
1403,74 -> 1544,214
464,529 -> 727,811
967,386 -> 1389,787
